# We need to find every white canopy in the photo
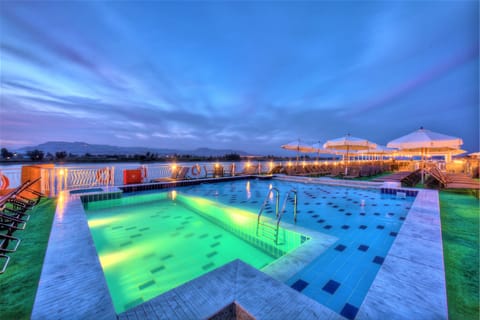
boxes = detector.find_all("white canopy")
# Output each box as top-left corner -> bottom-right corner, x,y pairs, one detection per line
324,134 -> 377,151
281,140 -> 317,153
387,127 -> 463,151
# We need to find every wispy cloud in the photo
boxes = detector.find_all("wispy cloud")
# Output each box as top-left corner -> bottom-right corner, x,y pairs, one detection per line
0,1 -> 478,153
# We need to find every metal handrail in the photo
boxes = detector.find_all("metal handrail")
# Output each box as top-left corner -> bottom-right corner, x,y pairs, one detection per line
277,189 -> 298,226
257,187 -> 280,223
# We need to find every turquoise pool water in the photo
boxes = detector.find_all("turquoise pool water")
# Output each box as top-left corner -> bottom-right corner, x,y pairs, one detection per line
85,191 -> 308,313
177,179 -> 415,319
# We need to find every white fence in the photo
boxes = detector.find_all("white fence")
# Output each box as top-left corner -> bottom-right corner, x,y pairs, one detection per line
0,161 -> 284,196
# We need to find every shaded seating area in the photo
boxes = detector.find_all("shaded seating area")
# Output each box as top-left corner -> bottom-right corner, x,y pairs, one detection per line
1,178 -> 44,274
279,163 -> 392,179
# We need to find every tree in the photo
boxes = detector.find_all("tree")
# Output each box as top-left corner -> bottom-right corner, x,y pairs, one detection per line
27,149 -> 44,161
56,151 -> 67,160
1,148 -> 13,159
225,153 -> 241,161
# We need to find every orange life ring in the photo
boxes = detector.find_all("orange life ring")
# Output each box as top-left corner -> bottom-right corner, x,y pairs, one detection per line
191,164 -> 201,176
96,168 -> 110,184
0,174 -> 9,190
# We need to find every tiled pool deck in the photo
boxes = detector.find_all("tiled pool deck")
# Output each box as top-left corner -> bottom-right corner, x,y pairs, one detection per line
31,179 -> 448,319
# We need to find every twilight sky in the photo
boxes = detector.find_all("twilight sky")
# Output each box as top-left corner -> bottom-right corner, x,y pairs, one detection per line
0,1 -> 478,155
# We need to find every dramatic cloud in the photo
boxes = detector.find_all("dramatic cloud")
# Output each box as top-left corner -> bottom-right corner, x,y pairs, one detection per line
0,1 -> 478,154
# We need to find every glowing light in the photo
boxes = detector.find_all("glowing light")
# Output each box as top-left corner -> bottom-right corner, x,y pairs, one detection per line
246,181 -> 251,199
88,216 -> 121,228
57,193 -> 65,221
172,164 -> 177,170
269,184 -> 273,189
215,163 -> 219,168
302,161 -> 306,167
288,161 -> 292,167
269,161 -> 274,169
245,162 -> 250,168
99,246 -> 144,269
58,169 -> 65,176
170,190 -> 177,200
229,210 -> 249,225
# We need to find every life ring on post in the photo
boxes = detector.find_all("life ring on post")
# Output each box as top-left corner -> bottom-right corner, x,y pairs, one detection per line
96,168 -> 110,185
191,164 -> 201,177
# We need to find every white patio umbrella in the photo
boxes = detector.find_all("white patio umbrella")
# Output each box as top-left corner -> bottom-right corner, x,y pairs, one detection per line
281,140 -> 316,162
387,127 -> 463,182
323,134 -> 377,174
311,142 -> 341,161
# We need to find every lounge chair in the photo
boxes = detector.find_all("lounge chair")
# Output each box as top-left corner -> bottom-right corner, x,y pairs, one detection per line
344,167 -> 360,179
425,167 -> 480,190
0,253 -> 9,274
325,166 -> 344,178
0,234 -> 21,253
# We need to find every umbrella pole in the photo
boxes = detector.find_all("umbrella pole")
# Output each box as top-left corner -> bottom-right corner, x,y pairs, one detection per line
421,148 -> 425,184
345,146 -> 349,176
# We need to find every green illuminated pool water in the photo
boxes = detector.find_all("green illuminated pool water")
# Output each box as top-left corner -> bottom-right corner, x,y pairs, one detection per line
85,192 -> 308,313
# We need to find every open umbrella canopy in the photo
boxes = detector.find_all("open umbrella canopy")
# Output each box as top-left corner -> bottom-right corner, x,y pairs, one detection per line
387,127 -> 463,152
281,140 -> 317,153
355,145 -> 396,155
323,134 -> 377,151
311,142 -> 339,155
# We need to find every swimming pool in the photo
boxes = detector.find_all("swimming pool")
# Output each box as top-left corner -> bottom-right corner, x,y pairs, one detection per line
85,178 -> 416,318
85,190 -> 309,313
173,179 -> 415,318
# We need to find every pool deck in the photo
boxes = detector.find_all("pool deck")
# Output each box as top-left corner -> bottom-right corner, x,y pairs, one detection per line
31,180 -> 448,319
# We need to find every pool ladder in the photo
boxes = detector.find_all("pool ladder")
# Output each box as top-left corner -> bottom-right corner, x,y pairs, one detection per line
256,188 -> 297,244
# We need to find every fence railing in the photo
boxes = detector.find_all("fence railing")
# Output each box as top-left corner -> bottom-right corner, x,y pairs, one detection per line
0,159 -> 419,196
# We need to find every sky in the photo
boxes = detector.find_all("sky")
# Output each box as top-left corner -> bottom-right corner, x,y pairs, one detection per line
0,1 -> 478,155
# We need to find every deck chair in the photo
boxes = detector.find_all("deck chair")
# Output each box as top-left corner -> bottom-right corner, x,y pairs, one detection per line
344,167 -> 360,179
0,233 -> 21,253
4,178 -> 43,210
0,253 -> 9,274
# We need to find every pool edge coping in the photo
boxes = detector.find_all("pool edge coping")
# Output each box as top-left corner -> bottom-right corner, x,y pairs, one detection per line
31,179 -> 448,319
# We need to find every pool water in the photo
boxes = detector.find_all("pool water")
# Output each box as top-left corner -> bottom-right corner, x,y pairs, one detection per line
70,187 -> 103,194
178,179 -> 415,319
85,191 -> 308,313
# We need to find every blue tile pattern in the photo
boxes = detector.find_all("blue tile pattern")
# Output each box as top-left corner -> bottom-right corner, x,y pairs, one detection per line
358,245 -> 369,252
373,256 -> 385,265
291,279 -> 309,292
340,303 -> 359,320
160,178 -> 415,317
322,280 -> 341,294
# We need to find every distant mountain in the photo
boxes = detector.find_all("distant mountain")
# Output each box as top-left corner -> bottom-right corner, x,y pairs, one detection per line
17,141 -> 249,157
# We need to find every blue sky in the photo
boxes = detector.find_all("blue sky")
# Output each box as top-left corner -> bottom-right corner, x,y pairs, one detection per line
0,1 -> 478,155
